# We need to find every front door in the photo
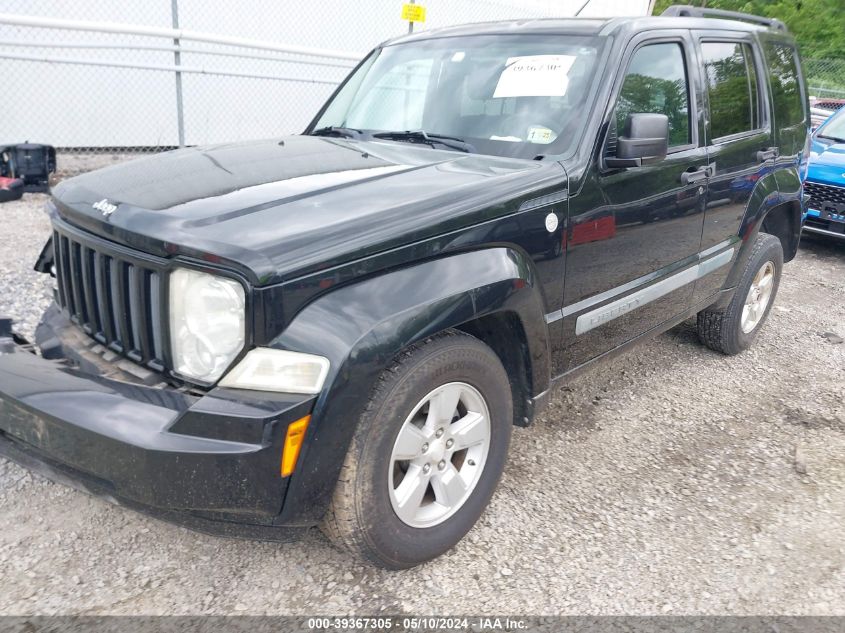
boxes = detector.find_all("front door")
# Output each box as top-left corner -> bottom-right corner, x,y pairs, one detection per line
556,34 -> 708,372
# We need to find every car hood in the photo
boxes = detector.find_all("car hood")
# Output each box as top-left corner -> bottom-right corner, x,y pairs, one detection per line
808,135 -> 845,185
51,136 -> 556,285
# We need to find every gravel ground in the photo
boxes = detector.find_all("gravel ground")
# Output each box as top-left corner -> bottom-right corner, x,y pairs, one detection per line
0,193 -> 843,616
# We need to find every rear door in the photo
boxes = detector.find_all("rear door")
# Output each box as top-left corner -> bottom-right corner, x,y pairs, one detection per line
692,33 -> 775,303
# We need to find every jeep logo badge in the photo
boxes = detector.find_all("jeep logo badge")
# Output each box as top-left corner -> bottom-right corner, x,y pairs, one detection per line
93,199 -> 117,217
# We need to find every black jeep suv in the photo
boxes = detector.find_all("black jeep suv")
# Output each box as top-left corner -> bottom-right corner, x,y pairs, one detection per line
0,6 -> 810,568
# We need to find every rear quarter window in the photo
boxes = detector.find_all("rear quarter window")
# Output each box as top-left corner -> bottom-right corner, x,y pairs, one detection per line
763,41 -> 808,157
764,42 -> 806,129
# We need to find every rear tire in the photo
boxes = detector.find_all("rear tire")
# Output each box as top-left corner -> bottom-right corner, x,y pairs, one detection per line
697,232 -> 783,355
321,331 -> 512,569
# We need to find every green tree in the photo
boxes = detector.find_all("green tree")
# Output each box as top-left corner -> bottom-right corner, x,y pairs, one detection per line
652,0 -> 845,59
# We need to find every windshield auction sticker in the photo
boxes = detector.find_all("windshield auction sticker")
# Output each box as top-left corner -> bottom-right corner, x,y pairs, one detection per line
493,55 -> 577,98
527,126 -> 555,143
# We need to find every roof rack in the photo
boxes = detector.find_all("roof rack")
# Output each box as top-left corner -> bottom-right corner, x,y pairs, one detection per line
661,4 -> 787,31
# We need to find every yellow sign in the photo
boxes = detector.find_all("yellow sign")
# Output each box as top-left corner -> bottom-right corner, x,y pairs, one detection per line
401,3 -> 426,22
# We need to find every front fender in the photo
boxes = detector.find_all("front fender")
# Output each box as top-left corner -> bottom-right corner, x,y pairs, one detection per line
271,247 -> 549,526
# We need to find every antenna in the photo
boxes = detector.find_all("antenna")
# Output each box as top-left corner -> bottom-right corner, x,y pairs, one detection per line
573,0 -> 591,17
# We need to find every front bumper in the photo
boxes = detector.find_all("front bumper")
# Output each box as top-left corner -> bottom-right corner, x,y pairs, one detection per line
804,208 -> 845,240
0,335 -> 315,540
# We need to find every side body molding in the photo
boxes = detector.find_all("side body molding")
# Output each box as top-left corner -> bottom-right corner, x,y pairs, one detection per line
271,247 -> 550,526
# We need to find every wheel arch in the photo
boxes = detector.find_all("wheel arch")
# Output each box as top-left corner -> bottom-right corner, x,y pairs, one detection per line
455,310 -> 534,427
717,169 -> 801,303
761,198 -> 802,263
760,165 -> 803,263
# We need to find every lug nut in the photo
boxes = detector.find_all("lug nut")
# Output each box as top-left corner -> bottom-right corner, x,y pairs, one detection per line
421,443 -> 429,453
438,460 -> 446,470
468,459 -> 476,466
422,463 -> 431,474
445,439 -> 454,449
435,428 -> 444,438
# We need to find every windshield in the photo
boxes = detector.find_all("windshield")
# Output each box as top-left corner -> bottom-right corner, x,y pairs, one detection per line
817,107 -> 845,142
311,34 -> 607,159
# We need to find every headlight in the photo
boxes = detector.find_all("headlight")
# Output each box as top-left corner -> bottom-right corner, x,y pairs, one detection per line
169,268 -> 245,383
219,348 -> 330,394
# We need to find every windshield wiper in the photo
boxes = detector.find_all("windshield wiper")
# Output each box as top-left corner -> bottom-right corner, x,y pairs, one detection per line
372,130 -> 475,153
310,126 -> 364,139
817,134 -> 845,143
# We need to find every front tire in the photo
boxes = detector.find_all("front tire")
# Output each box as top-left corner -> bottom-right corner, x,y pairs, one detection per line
321,331 -> 512,569
697,232 -> 783,355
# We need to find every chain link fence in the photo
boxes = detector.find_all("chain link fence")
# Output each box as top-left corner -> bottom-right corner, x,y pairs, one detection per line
2,0 -> 654,177
805,58 -> 845,110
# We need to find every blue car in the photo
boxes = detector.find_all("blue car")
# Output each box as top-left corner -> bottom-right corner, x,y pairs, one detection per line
804,106 -> 845,240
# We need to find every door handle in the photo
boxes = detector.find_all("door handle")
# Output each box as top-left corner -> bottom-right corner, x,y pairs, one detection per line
681,166 -> 710,185
756,147 -> 779,162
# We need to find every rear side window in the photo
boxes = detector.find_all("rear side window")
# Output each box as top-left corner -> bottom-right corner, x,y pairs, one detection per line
764,42 -> 806,128
616,42 -> 691,148
701,42 -> 762,140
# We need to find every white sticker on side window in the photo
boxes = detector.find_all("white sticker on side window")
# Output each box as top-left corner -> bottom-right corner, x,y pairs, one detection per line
493,55 -> 577,98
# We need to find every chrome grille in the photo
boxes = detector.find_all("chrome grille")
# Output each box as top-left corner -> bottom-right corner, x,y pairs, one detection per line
52,225 -> 166,371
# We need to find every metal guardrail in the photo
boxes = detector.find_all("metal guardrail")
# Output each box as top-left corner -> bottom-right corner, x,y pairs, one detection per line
0,39 -> 358,68
0,13 -> 361,61
0,50 -> 350,84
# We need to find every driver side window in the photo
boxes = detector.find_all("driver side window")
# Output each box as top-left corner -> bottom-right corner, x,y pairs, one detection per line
615,42 -> 691,149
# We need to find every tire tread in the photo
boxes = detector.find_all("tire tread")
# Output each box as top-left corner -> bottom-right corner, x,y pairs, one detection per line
697,232 -> 782,355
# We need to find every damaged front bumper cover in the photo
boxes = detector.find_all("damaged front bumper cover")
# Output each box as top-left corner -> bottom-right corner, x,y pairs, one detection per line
0,315 -> 315,540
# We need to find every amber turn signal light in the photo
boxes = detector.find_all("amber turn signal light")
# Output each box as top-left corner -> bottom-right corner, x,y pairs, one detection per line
281,415 -> 311,477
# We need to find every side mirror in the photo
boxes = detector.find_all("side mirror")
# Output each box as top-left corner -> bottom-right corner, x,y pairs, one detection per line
606,113 -> 669,168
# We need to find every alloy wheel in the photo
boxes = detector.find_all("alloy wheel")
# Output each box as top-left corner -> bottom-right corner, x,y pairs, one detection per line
741,260 -> 775,333
388,382 -> 491,528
